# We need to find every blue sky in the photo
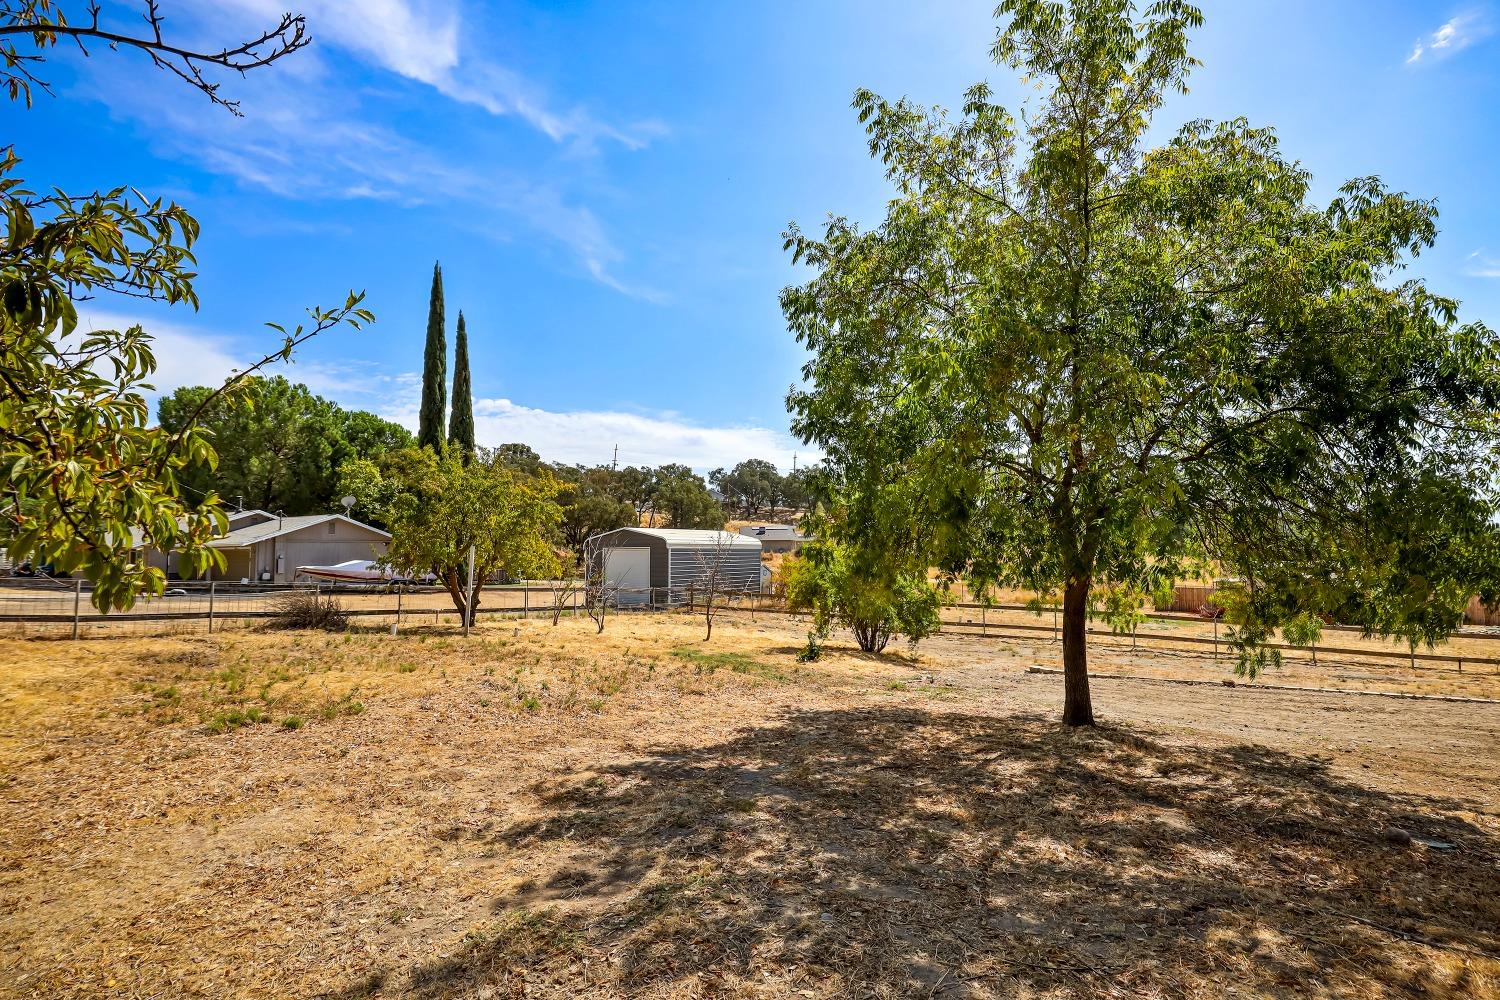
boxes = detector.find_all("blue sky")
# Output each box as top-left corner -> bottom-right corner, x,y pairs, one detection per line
9,1 -> 1499,470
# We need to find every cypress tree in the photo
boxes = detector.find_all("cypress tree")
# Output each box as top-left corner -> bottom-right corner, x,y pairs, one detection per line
417,261 -> 447,451
449,310 -> 475,457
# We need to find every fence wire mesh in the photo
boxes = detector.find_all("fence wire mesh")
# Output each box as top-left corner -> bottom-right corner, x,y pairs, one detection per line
0,579 -> 781,640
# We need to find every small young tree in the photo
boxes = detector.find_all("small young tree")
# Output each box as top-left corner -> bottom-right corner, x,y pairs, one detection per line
580,540 -> 625,634
782,544 -> 941,654
378,451 -> 563,622
545,575 -> 583,626
691,530 -> 744,641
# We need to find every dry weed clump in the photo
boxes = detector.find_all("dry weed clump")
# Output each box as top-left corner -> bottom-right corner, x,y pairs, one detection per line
267,590 -> 351,631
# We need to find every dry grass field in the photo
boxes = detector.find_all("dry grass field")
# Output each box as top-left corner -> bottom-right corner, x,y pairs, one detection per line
1,612 -> 1497,999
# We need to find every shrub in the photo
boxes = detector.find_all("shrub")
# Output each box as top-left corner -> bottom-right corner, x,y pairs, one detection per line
268,590 -> 350,631
782,545 -> 942,654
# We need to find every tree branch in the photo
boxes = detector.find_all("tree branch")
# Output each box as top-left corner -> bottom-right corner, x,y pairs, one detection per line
0,2 -> 309,114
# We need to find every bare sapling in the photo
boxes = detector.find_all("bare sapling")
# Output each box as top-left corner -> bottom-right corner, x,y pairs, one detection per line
694,530 -> 740,641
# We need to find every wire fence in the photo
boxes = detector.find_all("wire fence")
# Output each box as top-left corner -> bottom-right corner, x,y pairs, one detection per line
930,602 -> 1500,676
0,578 -> 781,640
5,578 -> 1499,677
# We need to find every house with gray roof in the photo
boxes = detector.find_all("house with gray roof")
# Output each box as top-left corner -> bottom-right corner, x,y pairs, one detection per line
139,509 -> 390,584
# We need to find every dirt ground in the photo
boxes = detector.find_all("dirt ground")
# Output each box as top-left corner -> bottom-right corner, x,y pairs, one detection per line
0,613 -> 1496,999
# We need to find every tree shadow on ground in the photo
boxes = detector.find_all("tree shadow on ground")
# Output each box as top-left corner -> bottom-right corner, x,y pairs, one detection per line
333,707 -> 1500,999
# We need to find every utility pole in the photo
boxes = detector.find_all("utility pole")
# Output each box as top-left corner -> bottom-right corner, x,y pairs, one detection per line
611,444 -> 618,470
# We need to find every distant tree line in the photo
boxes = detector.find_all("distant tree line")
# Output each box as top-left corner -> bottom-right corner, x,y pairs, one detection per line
158,373 -> 805,562
710,459 -> 816,519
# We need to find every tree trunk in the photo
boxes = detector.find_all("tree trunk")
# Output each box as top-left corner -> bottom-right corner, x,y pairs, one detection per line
1061,576 -> 1094,727
853,621 -> 890,654
442,570 -> 466,622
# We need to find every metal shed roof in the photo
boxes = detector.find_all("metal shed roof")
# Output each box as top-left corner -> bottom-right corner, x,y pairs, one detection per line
601,528 -> 761,548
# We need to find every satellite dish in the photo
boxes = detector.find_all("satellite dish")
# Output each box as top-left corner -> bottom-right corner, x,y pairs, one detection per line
340,495 -> 356,514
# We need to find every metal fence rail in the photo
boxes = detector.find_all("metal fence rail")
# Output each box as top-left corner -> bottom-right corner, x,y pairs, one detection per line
715,604 -> 1499,676
5,579 -> 1497,677
0,579 -> 779,639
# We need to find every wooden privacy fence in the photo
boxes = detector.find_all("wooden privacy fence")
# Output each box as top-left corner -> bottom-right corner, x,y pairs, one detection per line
1165,584 -> 1500,627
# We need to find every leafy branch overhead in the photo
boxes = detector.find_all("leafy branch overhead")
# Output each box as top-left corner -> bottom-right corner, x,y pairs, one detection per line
0,0 -> 309,114
0,2 -> 373,612
0,149 -> 371,608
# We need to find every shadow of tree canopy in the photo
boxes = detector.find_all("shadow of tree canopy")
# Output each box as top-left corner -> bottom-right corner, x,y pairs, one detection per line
335,708 -> 1499,999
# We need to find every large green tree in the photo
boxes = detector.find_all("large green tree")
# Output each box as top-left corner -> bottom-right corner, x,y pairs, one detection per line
449,310 -> 475,456
654,467 -> 726,529
710,459 -> 785,518
158,377 -> 410,515
418,261 -> 447,451
554,466 -> 636,551
784,0 -> 1500,725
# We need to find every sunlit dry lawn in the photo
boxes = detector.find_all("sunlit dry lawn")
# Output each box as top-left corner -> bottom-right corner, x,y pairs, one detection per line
1,612 -> 1497,999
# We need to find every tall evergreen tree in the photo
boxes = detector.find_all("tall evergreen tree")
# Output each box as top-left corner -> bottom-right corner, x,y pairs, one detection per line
449,310 -> 475,456
417,261 -> 447,451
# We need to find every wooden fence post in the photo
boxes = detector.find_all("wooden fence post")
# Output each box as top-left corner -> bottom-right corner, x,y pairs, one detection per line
523,582 -> 529,619
208,581 -> 216,635
71,578 -> 81,640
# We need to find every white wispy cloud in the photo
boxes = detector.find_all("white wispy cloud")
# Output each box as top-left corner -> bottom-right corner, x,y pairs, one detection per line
78,59 -> 665,301
1407,10 -> 1493,64
70,0 -> 664,299
377,386 -> 805,472
1465,250 -> 1500,278
75,308 -> 408,413
76,309 -> 246,398
213,0 -> 665,151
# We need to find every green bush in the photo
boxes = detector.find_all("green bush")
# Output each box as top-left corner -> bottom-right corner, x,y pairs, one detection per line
782,544 -> 941,654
